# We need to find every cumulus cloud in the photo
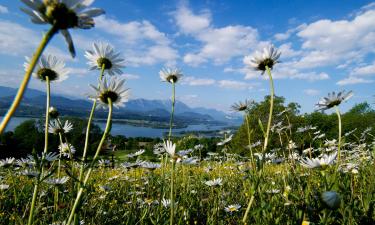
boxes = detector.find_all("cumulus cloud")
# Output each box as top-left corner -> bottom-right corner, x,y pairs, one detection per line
174,4 -> 259,66
181,76 -> 215,86
303,89 -> 320,96
350,61 -> 375,76
95,16 -> 178,66
217,80 -> 252,90
336,76 -> 374,86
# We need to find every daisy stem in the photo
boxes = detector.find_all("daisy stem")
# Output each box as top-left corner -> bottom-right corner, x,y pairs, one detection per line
245,114 -> 254,166
261,66 -> 275,165
335,106 -> 342,163
168,82 -> 176,141
67,99 -> 113,225
54,133 -> 63,212
27,76 -> 51,225
170,159 -> 176,225
78,65 -> 105,186
0,25 -> 57,135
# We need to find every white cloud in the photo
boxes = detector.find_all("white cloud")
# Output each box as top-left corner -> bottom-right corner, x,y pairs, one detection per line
295,9 -> 375,69
0,5 -> 8,14
303,89 -> 320,96
174,4 -> 211,34
174,5 -> 259,66
350,61 -> 375,76
336,76 -> 374,86
181,76 -> 215,86
217,80 -> 252,90
95,16 -> 178,66
120,73 -> 140,80
0,20 -> 39,56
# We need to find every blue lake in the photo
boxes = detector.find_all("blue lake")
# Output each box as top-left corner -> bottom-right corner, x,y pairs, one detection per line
1,117 -> 230,138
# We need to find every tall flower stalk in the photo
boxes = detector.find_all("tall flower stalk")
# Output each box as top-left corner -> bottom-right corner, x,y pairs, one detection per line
242,44 -> 281,222
159,68 -> 183,140
316,90 -> 353,163
67,76 -> 129,224
25,54 -> 69,225
163,140 -> 177,225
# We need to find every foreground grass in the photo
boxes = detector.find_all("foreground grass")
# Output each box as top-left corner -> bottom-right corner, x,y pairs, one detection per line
0,159 -> 374,225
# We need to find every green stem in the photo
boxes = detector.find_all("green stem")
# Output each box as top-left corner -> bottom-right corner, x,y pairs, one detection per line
335,106 -> 342,163
27,76 -> 51,225
170,159 -> 176,225
242,195 -> 254,223
245,114 -> 254,165
66,98 -> 113,225
55,133 -> 63,212
168,82 -> 176,141
261,66 -> 275,160
27,183 -> 39,225
0,25 -> 57,135
74,64 -> 105,224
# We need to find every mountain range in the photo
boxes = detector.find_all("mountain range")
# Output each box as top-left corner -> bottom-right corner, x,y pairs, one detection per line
0,86 -> 241,126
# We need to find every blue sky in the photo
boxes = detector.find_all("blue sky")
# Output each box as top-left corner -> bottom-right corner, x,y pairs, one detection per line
0,0 -> 374,113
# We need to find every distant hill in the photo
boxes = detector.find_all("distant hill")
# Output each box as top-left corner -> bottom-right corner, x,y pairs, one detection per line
0,86 -> 242,125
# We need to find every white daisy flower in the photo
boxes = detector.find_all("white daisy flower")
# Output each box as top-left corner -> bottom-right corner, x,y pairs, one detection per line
299,152 -> 337,169
44,176 -> 69,185
85,42 -> 126,76
321,191 -> 341,209
0,184 -> 10,190
24,54 -> 69,82
43,152 -> 59,162
89,76 -> 130,108
58,143 -> 76,158
127,149 -> 145,158
48,119 -> 73,134
224,204 -> 241,213
20,0 -> 105,57
159,68 -> 183,83
139,161 -> 161,170
204,178 -> 223,187
163,140 -> 176,157
231,99 -> 254,112
0,157 -> 15,167
315,91 -> 353,111
98,159 -> 111,167
244,44 -> 281,74
217,134 -> 233,146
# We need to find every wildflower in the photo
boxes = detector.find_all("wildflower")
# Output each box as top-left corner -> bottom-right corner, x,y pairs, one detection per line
163,140 -> 176,157
224,204 -> 241,213
0,157 -> 15,167
43,152 -> 59,162
299,152 -> 337,169
85,42 -> 125,76
48,119 -> 73,134
98,159 -> 110,167
0,184 -> 9,190
181,157 -> 199,165
48,106 -> 59,119
177,149 -> 193,156
315,91 -> 353,111
127,149 -> 145,158
16,158 -> 32,167
321,191 -> 341,209
161,198 -> 171,208
159,68 -> 183,83
231,99 -> 254,112
58,143 -> 76,158
204,178 -> 223,187
89,76 -> 130,108
140,161 -> 161,170
44,176 -> 69,185
24,54 -> 69,81
20,170 -> 39,178
21,0 -> 105,57
244,44 -> 281,73
217,134 -> 233,146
